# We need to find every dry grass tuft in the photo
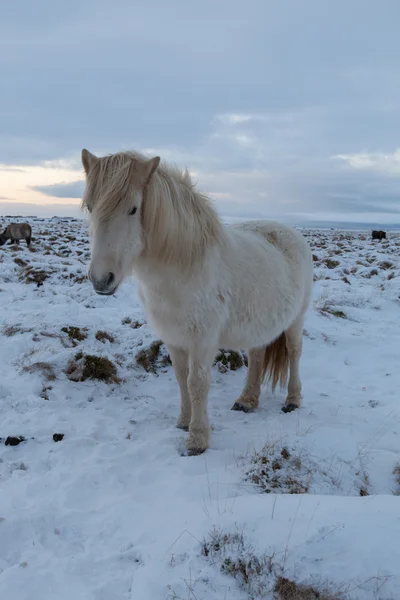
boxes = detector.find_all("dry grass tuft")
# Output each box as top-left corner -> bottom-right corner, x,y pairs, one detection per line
214,349 -> 248,372
323,258 -> 340,269
66,353 -> 120,384
393,464 -> 400,494
14,257 -> 28,267
379,261 -> 394,270
275,577 -> 344,600
201,527 -> 346,600
135,340 -> 172,375
95,330 -> 115,343
363,268 -> 378,279
61,326 -> 88,344
317,301 -> 347,319
122,317 -> 144,328
243,444 -> 312,494
2,324 -> 32,336
23,362 -> 56,381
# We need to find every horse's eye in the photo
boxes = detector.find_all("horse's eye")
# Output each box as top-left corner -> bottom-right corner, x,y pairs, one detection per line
129,207 -> 137,215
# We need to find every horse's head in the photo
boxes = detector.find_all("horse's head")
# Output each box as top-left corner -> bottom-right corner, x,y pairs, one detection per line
81,149 -> 160,295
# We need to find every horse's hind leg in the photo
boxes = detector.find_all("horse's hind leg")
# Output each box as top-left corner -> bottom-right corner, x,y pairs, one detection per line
231,346 -> 265,413
282,315 -> 304,413
168,345 -> 191,431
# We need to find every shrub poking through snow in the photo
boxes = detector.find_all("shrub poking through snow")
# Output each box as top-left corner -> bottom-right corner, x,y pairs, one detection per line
23,361 -> 57,381
379,260 -> 394,270
317,301 -> 347,319
122,317 -> 144,328
61,326 -> 88,345
14,257 -> 28,267
19,266 -> 51,285
201,527 -> 275,598
274,576 -> 344,600
135,341 -> 247,375
363,268 -> 378,279
201,527 -> 344,600
95,330 -> 115,343
135,340 -> 172,375
213,349 -> 248,372
2,324 -> 32,336
323,258 -> 340,269
393,464 -> 400,494
66,353 -> 120,384
243,444 -> 312,494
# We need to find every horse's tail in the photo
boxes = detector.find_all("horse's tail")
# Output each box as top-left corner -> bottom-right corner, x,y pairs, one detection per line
261,332 -> 289,392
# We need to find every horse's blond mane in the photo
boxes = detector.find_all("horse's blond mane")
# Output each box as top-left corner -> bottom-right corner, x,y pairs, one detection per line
83,150 -> 225,268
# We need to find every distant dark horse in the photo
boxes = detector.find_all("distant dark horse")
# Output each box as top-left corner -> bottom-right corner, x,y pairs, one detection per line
0,223 -> 32,247
371,230 -> 386,241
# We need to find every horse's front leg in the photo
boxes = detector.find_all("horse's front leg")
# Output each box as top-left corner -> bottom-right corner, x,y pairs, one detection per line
168,345 -> 191,431
186,348 -> 216,455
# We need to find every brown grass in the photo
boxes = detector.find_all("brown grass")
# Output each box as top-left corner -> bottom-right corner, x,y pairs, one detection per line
14,257 -> 28,267
323,258 -> 340,269
122,317 -> 144,328
20,266 -> 50,285
275,577 -> 344,600
135,340 -> 172,374
61,326 -> 88,344
96,330 -> 115,343
244,444 -> 311,494
23,362 -> 56,381
201,528 -> 346,600
379,261 -> 394,270
363,268 -> 378,279
2,324 -> 32,336
66,353 -> 120,384
214,349 -> 247,372
317,301 -> 347,319
393,464 -> 400,492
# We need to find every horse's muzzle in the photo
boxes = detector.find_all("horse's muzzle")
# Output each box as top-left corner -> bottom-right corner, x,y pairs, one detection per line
90,271 -> 118,296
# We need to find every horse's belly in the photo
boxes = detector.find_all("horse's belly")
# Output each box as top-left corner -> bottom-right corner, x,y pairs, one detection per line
219,320 -> 282,350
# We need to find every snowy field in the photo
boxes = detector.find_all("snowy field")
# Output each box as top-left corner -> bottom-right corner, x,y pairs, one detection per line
0,217 -> 399,600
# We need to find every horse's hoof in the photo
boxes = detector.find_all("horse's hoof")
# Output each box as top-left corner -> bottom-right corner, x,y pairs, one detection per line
186,447 -> 206,456
231,401 -> 253,413
281,403 -> 298,413
176,423 -> 189,432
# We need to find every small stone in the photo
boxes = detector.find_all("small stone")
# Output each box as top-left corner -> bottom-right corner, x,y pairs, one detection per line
53,433 -> 64,442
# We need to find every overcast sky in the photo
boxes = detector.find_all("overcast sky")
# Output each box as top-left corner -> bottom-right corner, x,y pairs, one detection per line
0,0 -> 399,224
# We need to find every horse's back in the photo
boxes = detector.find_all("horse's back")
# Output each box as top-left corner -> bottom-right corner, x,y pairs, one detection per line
6,222 -> 31,238
228,220 -> 312,282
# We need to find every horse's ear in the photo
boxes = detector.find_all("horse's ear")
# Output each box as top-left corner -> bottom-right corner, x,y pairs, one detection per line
142,156 -> 160,183
81,149 -> 98,174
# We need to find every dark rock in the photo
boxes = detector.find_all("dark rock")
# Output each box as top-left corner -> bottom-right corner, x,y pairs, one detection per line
5,436 -> 26,446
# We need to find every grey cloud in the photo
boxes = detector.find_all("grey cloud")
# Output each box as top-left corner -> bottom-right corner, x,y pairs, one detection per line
31,180 -> 84,198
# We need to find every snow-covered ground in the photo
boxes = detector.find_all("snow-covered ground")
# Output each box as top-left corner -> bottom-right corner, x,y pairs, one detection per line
0,217 -> 399,600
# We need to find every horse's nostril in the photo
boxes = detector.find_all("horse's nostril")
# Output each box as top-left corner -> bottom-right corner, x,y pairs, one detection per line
107,272 -> 115,287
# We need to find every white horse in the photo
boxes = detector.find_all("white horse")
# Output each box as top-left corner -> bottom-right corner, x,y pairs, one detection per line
81,149 -> 313,455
